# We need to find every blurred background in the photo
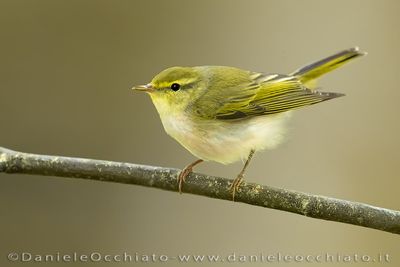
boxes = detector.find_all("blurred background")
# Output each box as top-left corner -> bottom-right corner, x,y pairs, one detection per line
0,0 -> 399,266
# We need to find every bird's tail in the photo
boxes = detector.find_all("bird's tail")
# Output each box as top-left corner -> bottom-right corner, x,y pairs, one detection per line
290,47 -> 366,86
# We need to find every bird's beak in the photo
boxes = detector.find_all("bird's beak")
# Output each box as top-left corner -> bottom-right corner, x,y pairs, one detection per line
132,83 -> 154,93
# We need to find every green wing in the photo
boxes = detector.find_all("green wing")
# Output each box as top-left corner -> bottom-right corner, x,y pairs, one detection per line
190,72 -> 343,120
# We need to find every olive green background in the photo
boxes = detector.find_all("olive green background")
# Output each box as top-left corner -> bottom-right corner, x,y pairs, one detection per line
0,0 -> 399,266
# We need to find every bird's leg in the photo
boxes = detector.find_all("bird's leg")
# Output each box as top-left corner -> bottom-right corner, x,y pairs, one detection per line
230,149 -> 255,201
178,159 -> 204,193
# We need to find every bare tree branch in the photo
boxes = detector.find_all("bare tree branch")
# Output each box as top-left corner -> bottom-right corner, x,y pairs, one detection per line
1,146 -> 399,235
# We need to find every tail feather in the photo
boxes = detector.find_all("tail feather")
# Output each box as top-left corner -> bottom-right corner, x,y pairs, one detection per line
290,47 -> 366,85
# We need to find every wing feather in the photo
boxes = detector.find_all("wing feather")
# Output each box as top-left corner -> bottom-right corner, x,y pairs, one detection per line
190,68 -> 343,120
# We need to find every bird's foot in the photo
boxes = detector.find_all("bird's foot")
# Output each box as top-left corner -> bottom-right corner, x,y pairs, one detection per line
177,159 -> 203,193
178,167 -> 192,194
229,173 -> 244,201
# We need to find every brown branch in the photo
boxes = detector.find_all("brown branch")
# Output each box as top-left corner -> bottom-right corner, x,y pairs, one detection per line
1,146 -> 399,235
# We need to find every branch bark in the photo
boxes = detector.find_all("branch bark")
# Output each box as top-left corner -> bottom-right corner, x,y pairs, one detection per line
1,146 -> 399,235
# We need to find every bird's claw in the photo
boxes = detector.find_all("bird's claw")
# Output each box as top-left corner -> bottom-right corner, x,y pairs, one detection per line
230,173 -> 244,201
177,167 -> 192,194
177,159 -> 204,194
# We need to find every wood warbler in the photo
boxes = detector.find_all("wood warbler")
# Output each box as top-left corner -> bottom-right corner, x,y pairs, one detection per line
133,47 -> 366,200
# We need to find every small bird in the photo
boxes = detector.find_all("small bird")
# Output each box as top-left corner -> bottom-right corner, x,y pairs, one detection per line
133,47 -> 366,200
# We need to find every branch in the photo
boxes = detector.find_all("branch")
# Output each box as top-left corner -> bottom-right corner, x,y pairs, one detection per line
1,146 -> 399,235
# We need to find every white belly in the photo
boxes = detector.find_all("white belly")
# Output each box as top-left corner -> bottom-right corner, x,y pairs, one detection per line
159,112 -> 291,164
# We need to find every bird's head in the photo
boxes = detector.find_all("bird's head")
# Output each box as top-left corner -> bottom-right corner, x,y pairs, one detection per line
133,66 -> 207,116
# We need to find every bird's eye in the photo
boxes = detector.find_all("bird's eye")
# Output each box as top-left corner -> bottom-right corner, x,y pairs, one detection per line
170,83 -> 180,91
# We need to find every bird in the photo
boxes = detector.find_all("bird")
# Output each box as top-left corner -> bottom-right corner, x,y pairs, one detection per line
132,47 -> 366,200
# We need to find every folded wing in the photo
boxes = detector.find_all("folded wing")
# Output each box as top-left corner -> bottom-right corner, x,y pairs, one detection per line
191,73 -> 343,120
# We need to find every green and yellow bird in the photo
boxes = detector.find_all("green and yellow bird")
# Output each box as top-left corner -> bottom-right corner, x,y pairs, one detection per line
133,47 -> 366,200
